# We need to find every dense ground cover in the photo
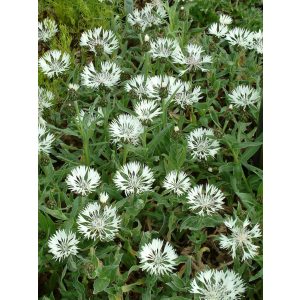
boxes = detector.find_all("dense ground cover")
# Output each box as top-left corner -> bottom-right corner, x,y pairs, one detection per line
38,0 -> 263,299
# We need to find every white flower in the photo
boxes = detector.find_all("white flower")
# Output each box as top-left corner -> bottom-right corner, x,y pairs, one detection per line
187,128 -> 220,161
190,269 -> 246,300
66,166 -> 101,196
139,238 -> 178,276
77,202 -> 120,241
109,114 -> 144,146
80,27 -> 119,54
113,161 -> 155,196
68,83 -> 80,91
163,171 -> 191,196
48,229 -> 79,262
208,23 -> 228,38
219,14 -> 233,25
38,18 -> 58,42
225,27 -> 253,48
128,3 -> 167,32
146,75 -> 177,100
38,124 -> 55,154
149,38 -> 180,59
39,50 -> 71,78
219,217 -> 262,261
38,87 -> 54,124
76,107 -> 104,127
81,61 -> 121,89
187,184 -> 225,216
134,100 -> 162,123
228,85 -> 260,109
99,192 -> 109,204
172,43 -> 212,74
125,75 -> 150,100
249,30 -> 263,54
169,81 -> 202,108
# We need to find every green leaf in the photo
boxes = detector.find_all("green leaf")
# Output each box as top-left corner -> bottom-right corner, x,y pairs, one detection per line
39,206 -> 68,221
180,215 -> 223,231
93,277 -> 110,294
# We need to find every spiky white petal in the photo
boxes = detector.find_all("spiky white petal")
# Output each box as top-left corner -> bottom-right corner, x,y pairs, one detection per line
228,85 -> 260,109
113,161 -> 155,196
81,61 -> 121,89
39,50 -> 71,78
163,171 -> 191,196
38,124 -> 55,154
187,128 -> 220,161
149,38 -> 180,59
109,114 -> 144,146
219,14 -> 233,25
139,238 -> 178,276
225,27 -> 253,48
77,203 -> 121,241
66,166 -> 101,196
208,23 -> 229,38
38,18 -> 58,42
187,184 -> 225,216
190,269 -> 246,300
134,100 -> 162,123
249,30 -> 263,54
219,217 -> 262,261
80,27 -> 119,54
125,75 -> 150,100
48,229 -> 79,262
172,43 -> 212,74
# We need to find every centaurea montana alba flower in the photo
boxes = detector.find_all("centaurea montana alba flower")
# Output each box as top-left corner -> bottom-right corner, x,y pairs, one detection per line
187,128 -> 220,161
219,216 -> 262,261
186,184 -> 225,216
38,87 -> 54,124
125,75 -> 150,100
77,202 -> 121,241
38,18 -> 58,42
48,229 -> 79,262
172,43 -> 212,74
66,166 -> 101,196
134,100 -> 162,123
208,23 -> 229,38
81,61 -> 121,89
113,161 -> 155,196
228,85 -> 260,110
225,27 -> 253,48
249,29 -> 263,54
109,114 -> 144,146
38,50 -> 71,78
139,238 -> 178,276
190,269 -> 246,300
163,170 -> 191,196
80,27 -> 119,54
146,75 -> 177,100
38,123 -> 55,154
149,37 -> 180,60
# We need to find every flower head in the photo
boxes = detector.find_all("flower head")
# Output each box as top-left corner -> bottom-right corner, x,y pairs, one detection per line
68,83 -> 80,91
163,171 -> 191,196
77,203 -> 121,241
109,114 -> 144,146
219,14 -> 233,25
225,27 -> 253,48
80,27 -> 119,54
125,75 -> 150,100
81,61 -> 121,89
187,184 -> 225,216
38,124 -> 55,154
48,229 -> 79,262
38,87 -> 54,124
149,38 -> 179,59
187,128 -> 220,161
172,43 -> 212,74
190,269 -> 246,300
39,50 -> 71,78
208,23 -> 228,38
219,217 -> 262,261
146,75 -> 177,100
134,100 -> 162,123
139,238 -> 178,276
228,85 -> 260,109
38,18 -> 58,42
66,166 -> 101,196
113,161 -> 155,196
249,29 -> 263,54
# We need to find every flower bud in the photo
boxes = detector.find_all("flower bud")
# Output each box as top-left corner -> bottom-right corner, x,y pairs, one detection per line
144,34 -> 150,42
99,192 -> 109,204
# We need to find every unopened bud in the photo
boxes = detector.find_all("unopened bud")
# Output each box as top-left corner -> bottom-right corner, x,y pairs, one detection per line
99,192 -> 109,204
174,126 -> 180,132
229,104 -> 233,110
144,34 -> 150,42
208,167 -> 213,172
68,83 -> 80,91
180,6 -> 184,10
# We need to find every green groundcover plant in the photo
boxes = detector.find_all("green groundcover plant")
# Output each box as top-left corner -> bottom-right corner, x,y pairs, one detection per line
38,0 -> 263,299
